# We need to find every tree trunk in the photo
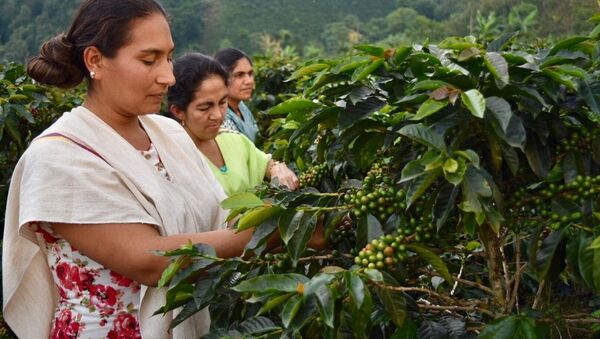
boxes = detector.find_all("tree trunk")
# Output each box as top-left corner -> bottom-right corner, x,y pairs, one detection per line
479,224 -> 506,311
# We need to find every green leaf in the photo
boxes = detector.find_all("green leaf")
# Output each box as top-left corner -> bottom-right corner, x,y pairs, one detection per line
356,214 -> 384,249
287,63 -> 330,81
548,36 -> 589,56
287,212 -> 317,264
400,159 -> 426,183
484,52 -> 509,88
238,206 -> 283,232
373,272 -> 407,327
345,272 -> 366,308
542,69 -> 577,91
302,273 -> 336,298
438,36 -> 479,50
279,209 -> 304,244
536,229 -> 566,282
412,98 -> 449,121
269,98 -> 324,115
454,149 -> 480,167
157,259 -> 184,288
433,184 -> 459,231
244,216 -> 279,252
410,80 -> 451,92
351,59 -> 384,83
11,104 -> 34,123
525,136 -> 551,178
354,45 -> 385,57
406,168 -> 442,208
552,64 -> 587,78
461,89 -> 485,118
579,79 -> 600,118
406,243 -> 453,284
281,294 -> 303,328
221,192 -> 264,210
393,46 -> 412,65
233,273 -> 309,293
399,124 -> 447,154
486,97 -> 512,132
237,316 -> 281,336
257,293 -> 294,315
314,285 -> 335,328
487,31 -> 518,52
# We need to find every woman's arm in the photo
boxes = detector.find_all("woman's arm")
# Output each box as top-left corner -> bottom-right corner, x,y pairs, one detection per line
52,220 -> 325,287
52,222 -> 254,287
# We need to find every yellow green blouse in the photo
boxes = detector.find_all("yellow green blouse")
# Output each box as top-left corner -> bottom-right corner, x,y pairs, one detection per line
204,129 -> 270,196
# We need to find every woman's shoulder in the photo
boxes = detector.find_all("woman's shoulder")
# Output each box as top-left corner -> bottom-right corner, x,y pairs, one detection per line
145,114 -> 182,131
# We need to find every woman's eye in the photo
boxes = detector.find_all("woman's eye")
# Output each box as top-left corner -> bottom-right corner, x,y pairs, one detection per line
142,60 -> 155,65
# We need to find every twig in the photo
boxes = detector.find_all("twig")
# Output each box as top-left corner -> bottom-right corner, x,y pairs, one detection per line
371,281 -> 456,305
417,303 -> 496,318
508,235 -> 522,312
454,277 -> 495,296
532,279 -> 546,309
500,244 -> 511,304
451,261 -> 465,296
297,205 -> 351,212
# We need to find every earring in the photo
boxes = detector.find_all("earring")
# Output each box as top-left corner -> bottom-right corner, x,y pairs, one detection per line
181,120 -> 185,127
90,71 -> 96,79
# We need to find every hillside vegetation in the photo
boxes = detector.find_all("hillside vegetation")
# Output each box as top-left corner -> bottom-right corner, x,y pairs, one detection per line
0,0 -> 597,61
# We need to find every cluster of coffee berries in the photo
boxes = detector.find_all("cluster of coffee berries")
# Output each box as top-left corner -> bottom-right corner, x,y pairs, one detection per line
558,129 -> 600,153
344,185 -> 406,222
509,175 -> 600,230
261,252 -> 291,272
399,216 -> 435,242
329,215 -> 355,245
299,163 -> 328,188
363,163 -> 390,189
354,234 -> 409,270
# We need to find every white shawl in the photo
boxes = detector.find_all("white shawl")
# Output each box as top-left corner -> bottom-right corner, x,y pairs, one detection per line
3,106 -> 228,338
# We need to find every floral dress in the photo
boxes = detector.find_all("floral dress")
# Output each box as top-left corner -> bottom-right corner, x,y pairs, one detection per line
31,144 -> 170,338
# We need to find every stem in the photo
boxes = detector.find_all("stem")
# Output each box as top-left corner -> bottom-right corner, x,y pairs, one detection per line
297,205 -> 351,212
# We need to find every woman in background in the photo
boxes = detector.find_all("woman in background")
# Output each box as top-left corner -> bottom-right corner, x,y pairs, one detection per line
214,48 -> 259,143
168,53 -> 298,195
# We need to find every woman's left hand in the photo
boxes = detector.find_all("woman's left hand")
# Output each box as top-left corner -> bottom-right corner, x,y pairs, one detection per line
269,162 -> 299,190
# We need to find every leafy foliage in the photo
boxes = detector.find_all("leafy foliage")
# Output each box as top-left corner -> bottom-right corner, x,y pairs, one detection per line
156,25 -> 600,338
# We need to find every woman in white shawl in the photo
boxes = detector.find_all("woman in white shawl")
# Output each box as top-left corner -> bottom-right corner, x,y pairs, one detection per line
2,1 -> 323,338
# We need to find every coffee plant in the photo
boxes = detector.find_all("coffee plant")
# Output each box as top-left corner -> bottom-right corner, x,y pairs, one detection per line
157,22 -> 600,338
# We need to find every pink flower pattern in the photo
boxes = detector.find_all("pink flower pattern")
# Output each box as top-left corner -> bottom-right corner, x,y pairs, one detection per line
32,222 -> 141,338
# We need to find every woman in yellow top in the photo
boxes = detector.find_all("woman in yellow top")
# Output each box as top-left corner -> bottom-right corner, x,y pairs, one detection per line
167,53 -> 298,195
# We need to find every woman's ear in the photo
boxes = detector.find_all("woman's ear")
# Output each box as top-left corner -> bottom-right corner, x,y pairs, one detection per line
83,46 -> 103,79
169,104 -> 185,123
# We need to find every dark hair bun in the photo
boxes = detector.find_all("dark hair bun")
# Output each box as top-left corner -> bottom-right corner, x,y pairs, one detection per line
27,34 -> 85,89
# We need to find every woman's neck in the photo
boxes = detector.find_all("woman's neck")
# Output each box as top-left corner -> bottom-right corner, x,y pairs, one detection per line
83,95 -> 150,151
192,135 -> 225,168
228,99 -> 242,117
